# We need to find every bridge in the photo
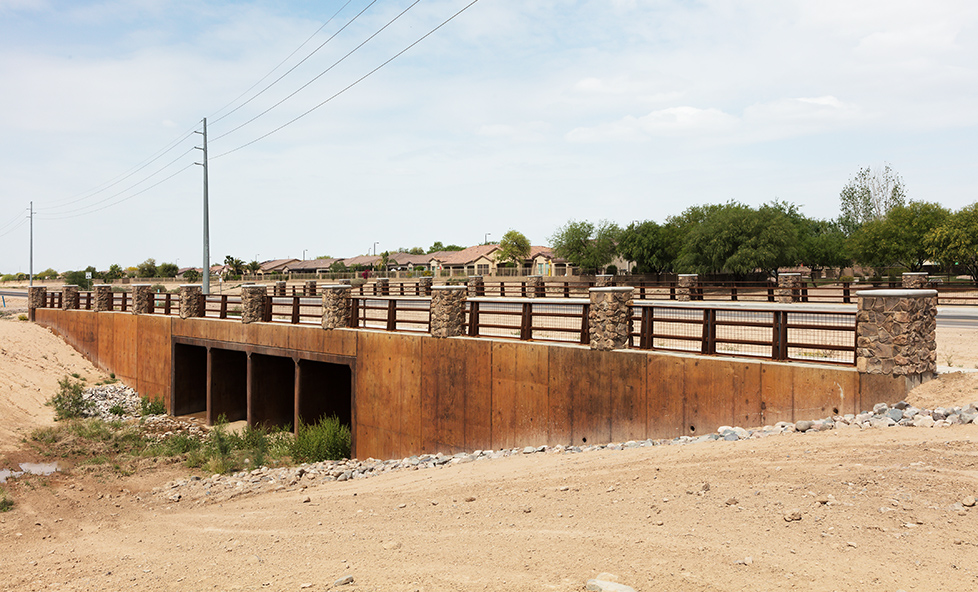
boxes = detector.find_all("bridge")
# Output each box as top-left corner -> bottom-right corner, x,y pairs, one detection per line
26,279 -> 938,460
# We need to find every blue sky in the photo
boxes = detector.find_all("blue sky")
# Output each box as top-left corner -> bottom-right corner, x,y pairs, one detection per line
1,0 -> 976,273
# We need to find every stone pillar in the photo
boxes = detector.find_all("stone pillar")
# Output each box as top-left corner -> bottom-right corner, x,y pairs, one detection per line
588,287 -> 634,351
856,289 -> 938,386
467,276 -> 484,297
375,277 -> 390,296
93,284 -> 113,312
179,285 -> 204,319
275,281 -> 287,297
304,280 -> 317,296
527,275 -> 545,298
677,274 -> 697,302
322,285 -> 352,330
62,285 -> 80,310
594,274 -> 614,287
240,285 -> 267,324
132,284 -> 153,314
902,272 -> 928,289
777,273 -> 803,303
418,276 -> 433,296
339,278 -> 352,285
28,286 -> 46,321
430,286 -> 466,338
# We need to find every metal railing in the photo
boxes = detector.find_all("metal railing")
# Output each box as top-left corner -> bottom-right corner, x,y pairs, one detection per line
464,298 -> 590,345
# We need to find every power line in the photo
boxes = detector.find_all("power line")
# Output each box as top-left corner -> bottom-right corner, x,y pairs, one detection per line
0,217 -> 28,239
210,0 -> 362,125
0,210 -> 26,233
37,151 -> 197,219
214,0 -> 481,160
36,127 -> 198,211
212,0 -> 415,144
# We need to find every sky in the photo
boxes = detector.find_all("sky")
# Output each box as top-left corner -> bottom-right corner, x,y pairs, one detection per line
1,0 -> 976,274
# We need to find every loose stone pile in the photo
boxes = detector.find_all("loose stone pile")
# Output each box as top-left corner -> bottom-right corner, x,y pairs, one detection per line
81,384 -> 143,421
155,398 -> 978,504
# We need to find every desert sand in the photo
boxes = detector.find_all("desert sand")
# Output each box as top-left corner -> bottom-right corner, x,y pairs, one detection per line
1,317 -> 978,591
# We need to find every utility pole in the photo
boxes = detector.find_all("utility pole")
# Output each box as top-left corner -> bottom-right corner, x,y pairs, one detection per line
195,118 -> 211,294
29,201 -> 34,286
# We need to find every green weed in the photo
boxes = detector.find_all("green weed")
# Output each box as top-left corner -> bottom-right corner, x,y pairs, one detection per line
46,376 -> 92,420
290,416 -> 351,463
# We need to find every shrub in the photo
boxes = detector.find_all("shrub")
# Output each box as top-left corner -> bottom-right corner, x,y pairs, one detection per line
140,397 -> 166,416
605,265 -> 618,275
290,416 -> 351,463
0,488 -> 12,512
47,376 -> 92,420
109,404 -> 125,417
838,275 -> 855,283
17,314 -> 28,321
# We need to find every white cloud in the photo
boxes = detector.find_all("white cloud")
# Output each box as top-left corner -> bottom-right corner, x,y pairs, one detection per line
567,106 -> 739,142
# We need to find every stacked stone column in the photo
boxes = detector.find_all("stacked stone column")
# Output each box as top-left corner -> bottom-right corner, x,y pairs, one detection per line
62,285 -> 80,310
322,285 -> 352,329
240,285 -> 267,324
527,275 -> 545,298
375,277 -> 390,296
856,289 -> 937,385
132,284 -> 153,314
274,281 -> 287,297
776,273 -> 803,303
467,276 -> 485,297
179,285 -> 204,319
588,287 -> 634,351
418,276 -> 433,296
305,280 -> 318,296
676,274 -> 697,301
430,286 -> 466,338
94,285 -> 113,312
27,286 -> 46,321
902,272 -> 929,289
594,274 -> 614,288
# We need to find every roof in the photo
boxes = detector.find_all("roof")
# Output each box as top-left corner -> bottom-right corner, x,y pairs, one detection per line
429,244 -> 499,266
285,259 -> 336,272
340,255 -> 381,268
387,253 -> 431,266
259,259 -> 299,273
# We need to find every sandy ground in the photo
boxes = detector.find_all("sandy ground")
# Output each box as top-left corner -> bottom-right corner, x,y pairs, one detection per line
1,317 -> 978,591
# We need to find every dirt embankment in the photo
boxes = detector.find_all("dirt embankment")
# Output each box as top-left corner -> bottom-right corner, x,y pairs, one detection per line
1,318 -> 978,591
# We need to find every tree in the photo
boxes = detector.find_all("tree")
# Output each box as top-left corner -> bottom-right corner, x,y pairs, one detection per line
246,260 -> 261,275
329,261 -> 347,273
616,220 -> 682,274
36,268 -> 58,280
428,242 -> 464,253
549,220 -> 621,273
495,230 -> 531,268
848,201 -> 949,272
136,258 -> 158,278
408,247 -> 425,255
103,264 -> 124,282
838,163 -> 907,235
797,219 -> 850,279
183,269 -> 201,283
675,202 -> 801,278
926,203 -> 978,282
157,262 -> 179,278
223,255 -> 245,276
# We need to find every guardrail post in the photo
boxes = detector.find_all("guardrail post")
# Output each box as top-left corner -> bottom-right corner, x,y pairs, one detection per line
240,284 -> 267,324
701,309 -> 717,355
274,281 -> 286,297
375,277 -> 390,296
305,280 -> 317,296
27,286 -> 45,321
777,272 -> 802,303
842,282 -> 851,304
132,284 -> 153,314
901,272 -> 928,289
588,287 -> 634,351
430,285 -> 466,338
856,289 -> 937,389
321,285 -> 352,329
93,284 -> 113,312
179,285 -> 204,318
62,285 -> 80,310
677,274 -> 697,301
418,276 -> 433,296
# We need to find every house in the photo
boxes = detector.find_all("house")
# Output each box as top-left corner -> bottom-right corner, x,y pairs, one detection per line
386,252 -> 432,271
339,255 -> 381,270
258,259 -> 299,276
428,245 -> 500,276
283,259 -> 337,274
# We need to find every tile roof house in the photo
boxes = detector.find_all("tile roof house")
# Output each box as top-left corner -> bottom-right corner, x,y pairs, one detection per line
428,245 -> 501,276
283,259 -> 337,273
339,255 -> 381,269
258,259 -> 299,275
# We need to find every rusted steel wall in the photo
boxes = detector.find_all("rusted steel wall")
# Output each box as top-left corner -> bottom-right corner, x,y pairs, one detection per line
35,310 -> 880,461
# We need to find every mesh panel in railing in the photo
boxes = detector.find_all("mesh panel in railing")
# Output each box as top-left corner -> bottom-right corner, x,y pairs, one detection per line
784,311 -> 856,365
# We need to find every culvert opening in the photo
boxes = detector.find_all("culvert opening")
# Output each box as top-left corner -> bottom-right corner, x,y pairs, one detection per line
249,353 -> 296,430
297,359 -> 352,429
173,344 -> 206,416
210,348 -> 247,423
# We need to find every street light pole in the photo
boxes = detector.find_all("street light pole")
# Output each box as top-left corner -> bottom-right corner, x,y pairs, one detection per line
485,232 -> 491,245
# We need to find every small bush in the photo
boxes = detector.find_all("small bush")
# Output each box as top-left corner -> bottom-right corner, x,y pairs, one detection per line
290,416 -> 351,463
838,275 -> 855,283
47,376 -> 92,420
0,488 -> 12,512
17,314 -> 28,321
109,404 -> 125,417
140,397 -> 166,416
